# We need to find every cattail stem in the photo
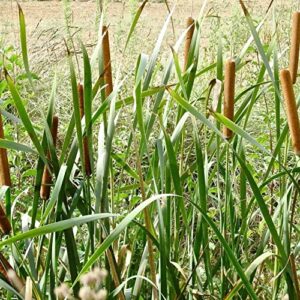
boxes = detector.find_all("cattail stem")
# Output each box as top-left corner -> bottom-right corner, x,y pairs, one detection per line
102,26 -> 113,97
289,12 -> 300,84
184,17 -> 195,71
280,69 -> 300,155
223,59 -> 236,139
78,83 -> 91,176
40,116 -> 59,200
0,112 -> 11,234
0,113 -> 11,187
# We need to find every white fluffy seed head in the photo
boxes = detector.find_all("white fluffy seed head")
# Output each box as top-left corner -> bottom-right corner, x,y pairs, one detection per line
95,289 -> 107,300
93,267 -> 108,283
80,272 -> 97,287
54,283 -> 70,299
79,286 -> 96,300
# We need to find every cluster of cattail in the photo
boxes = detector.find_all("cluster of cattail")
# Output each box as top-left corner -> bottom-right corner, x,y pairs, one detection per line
280,11 -> 300,156
221,11 -> 300,148
183,17 -> 237,140
54,267 -> 108,300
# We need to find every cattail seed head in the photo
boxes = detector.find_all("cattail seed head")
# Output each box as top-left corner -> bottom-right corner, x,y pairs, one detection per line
102,26 -> 113,97
289,12 -> 300,84
7,269 -> 25,294
0,204 -> 11,234
78,82 -> 84,119
0,112 -> 11,234
79,286 -> 95,300
223,59 -> 236,139
40,116 -> 59,200
0,112 -> 11,187
184,17 -> 195,71
280,69 -> 300,155
77,83 -> 92,177
0,252 -> 12,280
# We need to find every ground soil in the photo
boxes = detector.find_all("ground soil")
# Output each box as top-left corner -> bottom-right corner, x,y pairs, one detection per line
0,0 -> 278,69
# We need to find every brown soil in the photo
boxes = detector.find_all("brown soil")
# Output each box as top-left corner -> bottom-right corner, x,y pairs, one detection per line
0,0 -> 277,68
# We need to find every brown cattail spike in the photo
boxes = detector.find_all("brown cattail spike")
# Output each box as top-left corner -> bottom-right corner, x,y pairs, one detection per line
78,83 -> 84,119
40,116 -> 59,200
0,252 -> 11,281
223,59 -> 236,139
102,26 -> 113,97
0,204 -> 11,234
0,252 -> 24,295
0,112 -> 12,234
0,113 -> 11,187
184,17 -> 195,71
280,69 -> 300,155
289,12 -> 300,84
77,83 -> 91,176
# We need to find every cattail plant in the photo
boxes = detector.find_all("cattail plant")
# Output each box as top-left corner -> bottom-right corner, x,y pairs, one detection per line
102,26 -> 113,97
289,12 -> 300,84
78,83 -> 91,176
184,17 -> 195,71
223,59 -> 236,139
280,69 -> 300,155
0,112 -> 11,234
40,116 -> 59,200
